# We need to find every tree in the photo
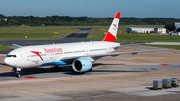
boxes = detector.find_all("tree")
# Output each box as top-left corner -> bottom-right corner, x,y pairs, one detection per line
165,23 -> 176,31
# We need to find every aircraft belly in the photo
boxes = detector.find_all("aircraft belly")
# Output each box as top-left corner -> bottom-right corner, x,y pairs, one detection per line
15,61 -> 38,69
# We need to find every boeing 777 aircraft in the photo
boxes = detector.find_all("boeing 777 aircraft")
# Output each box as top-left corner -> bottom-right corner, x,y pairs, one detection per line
4,12 -> 169,77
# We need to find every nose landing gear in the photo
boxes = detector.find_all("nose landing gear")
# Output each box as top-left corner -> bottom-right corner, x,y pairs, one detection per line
12,68 -> 21,78
16,72 -> 21,78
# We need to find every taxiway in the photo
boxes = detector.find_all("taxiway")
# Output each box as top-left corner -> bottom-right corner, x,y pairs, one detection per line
0,28 -> 180,101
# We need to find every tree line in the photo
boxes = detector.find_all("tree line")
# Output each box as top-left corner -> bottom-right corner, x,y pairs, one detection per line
0,14 -> 180,26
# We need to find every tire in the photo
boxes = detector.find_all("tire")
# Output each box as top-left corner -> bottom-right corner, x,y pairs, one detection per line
16,74 -> 21,78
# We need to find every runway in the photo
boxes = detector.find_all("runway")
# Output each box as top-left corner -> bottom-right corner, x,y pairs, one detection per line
65,28 -> 92,38
0,28 -> 93,54
0,28 -> 180,101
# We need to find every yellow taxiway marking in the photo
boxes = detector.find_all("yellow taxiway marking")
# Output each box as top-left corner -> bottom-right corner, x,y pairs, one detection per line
96,65 -> 106,70
72,33 -> 82,39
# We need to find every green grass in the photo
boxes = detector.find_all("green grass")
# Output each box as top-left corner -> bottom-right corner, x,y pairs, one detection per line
0,26 -> 110,39
0,26 -> 109,29
28,38 -> 60,40
0,25 -> 163,29
91,25 -> 166,41
0,29 -> 78,39
92,25 -> 164,32
0,25 -> 165,39
0,45 -> 9,51
92,28 -> 108,31
145,45 -> 180,50
87,32 -> 180,42
119,25 -> 164,27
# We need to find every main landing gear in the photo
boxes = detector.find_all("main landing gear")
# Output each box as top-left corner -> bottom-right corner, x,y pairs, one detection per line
12,67 -> 21,78
50,66 -> 62,72
87,68 -> 93,72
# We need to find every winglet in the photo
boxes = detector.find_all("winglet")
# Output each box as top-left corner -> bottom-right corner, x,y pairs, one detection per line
12,44 -> 22,48
103,12 -> 121,42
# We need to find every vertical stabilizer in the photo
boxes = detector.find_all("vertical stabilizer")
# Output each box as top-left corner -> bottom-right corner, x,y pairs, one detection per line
103,12 -> 120,42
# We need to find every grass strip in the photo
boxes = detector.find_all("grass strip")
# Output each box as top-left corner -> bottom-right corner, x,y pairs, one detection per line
0,29 -> 78,39
0,45 -> 9,51
87,32 -> 180,42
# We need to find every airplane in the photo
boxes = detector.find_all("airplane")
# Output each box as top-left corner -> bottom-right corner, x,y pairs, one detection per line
4,12 -> 169,78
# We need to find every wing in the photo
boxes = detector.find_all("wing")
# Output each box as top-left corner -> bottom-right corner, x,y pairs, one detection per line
120,43 -> 146,47
12,44 -> 23,48
105,48 -> 170,56
60,48 -> 170,62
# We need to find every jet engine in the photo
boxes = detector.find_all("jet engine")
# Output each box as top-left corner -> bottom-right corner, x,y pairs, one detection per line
72,58 -> 92,72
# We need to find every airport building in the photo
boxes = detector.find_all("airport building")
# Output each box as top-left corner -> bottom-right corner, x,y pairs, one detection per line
170,32 -> 180,36
127,27 -> 154,33
127,27 -> 167,34
154,28 -> 166,34
174,22 -> 180,28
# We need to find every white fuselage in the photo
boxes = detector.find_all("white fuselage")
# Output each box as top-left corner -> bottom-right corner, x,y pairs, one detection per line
4,41 -> 120,69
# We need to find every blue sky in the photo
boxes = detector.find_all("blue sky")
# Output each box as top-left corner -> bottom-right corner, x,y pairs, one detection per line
0,0 -> 180,18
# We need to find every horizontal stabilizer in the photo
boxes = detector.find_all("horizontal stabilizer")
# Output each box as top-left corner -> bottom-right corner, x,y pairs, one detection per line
12,44 -> 22,48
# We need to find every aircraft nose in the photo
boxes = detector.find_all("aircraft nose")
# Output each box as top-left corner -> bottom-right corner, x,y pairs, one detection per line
4,57 -> 16,67
4,57 -> 8,64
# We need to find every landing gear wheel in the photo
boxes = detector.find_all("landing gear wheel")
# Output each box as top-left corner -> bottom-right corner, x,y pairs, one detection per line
13,68 -> 21,78
87,68 -> 92,72
16,74 -> 21,78
58,67 -> 62,71
50,67 -> 54,72
16,72 -> 21,78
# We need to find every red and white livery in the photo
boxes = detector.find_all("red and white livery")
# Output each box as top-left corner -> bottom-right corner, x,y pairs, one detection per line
4,12 -> 169,77
103,12 -> 120,42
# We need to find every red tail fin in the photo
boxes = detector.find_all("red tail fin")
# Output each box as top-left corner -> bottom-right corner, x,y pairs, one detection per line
103,12 -> 120,42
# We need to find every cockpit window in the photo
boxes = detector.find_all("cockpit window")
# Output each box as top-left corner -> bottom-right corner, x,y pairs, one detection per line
6,55 -> 17,58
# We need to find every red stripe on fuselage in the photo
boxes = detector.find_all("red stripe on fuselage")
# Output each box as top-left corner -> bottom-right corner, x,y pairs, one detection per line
30,51 -> 43,61
103,32 -> 116,42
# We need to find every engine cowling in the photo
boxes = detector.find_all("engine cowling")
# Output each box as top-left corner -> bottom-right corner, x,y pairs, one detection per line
72,58 -> 92,72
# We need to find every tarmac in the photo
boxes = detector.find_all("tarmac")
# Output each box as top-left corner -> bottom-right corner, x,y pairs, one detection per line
0,28 -> 180,101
